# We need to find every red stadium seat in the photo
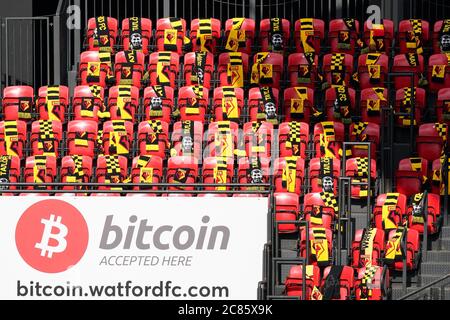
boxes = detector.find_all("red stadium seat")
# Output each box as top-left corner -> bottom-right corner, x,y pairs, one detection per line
328,18 -> 361,55
67,120 -> 98,157
357,53 -> 389,89
2,86 -> 34,122
322,53 -> 354,87
121,17 -> 152,55
87,17 -> 118,53
433,20 -> 450,54
283,87 -> 315,123
156,18 -> 188,55
260,18 -> 291,53
30,120 -> 63,157
171,121 -> 203,159
373,193 -> 408,231
398,19 -> 429,54
60,155 -> 93,189
101,120 -> 134,156
37,85 -> 69,123
248,87 -> 280,124
360,87 -> 388,125
213,87 -> 244,122
362,19 -> 394,53
278,122 -> 309,159
274,192 -> 299,233
205,121 -> 239,159
302,192 -> 337,230
349,122 -> 380,159
288,53 -> 319,89
79,51 -> 112,88
431,158 -> 445,195
250,52 -> 284,88
428,54 -> 450,92
385,227 -> 420,271
392,54 -> 425,90
394,87 -> 425,127
218,52 -> 249,88
130,155 -> 163,190
108,85 -> 139,122
96,155 -> 128,190
178,85 -> 209,123
436,88 -> 450,125
148,51 -> 179,88
273,156 -> 305,196
395,157 -> 428,197
416,123 -> 448,162
324,86 -> 356,123
294,18 -> 325,54
355,266 -> 390,300
167,156 -> 199,191
243,121 -> 273,158
114,50 -> 145,88
190,18 -> 221,54
202,157 -> 234,191
285,265 -> 322,300
313,121 -> 347,159
183,51 -> 214,88
224,18 -> 255,55
300,227 -> 333,267
72,85 -> 105,122
144,85 -> 174,124
0,155 -> 20,192
308,157 -> 340,195
24,156 -> 57,190
0,120 -> 27,158
352,227 -> 385,268
138,120 -> 170,159
321,266 -> 354,300
345,158 -> 377,199
406,193 -> 441,235
237,156 -> 271,190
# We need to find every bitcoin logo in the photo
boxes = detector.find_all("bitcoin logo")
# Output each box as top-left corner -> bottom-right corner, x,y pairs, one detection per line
35,214 -> 68,258
16,199 -> 88,273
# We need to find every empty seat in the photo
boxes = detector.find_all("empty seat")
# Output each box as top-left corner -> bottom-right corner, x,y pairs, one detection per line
37,85 -> 69,123
73,85 -> 105,122
114,50 -> 145,88
324,86 -> 356,123
428,54 -> 450,92
108,85 -> 139,122
398,19 -> 429,54
121,17 -> 152,55
24,156 -> 57,190
202,157 -> 234,191
283,87 -> 315,123
237,156 -> 271,190
167,156 -> 199,191
2,86 -> 34,122
416,123 -> 448,162
322,53 -> 354,87
0,155 -> 20,192
308,157 -> 340,195
60,155 -> 93,189
171,121 -> 203,159
87,16 -> 118,53
67,120 -> 98,157
243,121 -> 273,158
321,266 -> 354,300
205,121 -> 240,159
178,85 -> 209,123
431,157 -> 450,195
274,192 -> 299,233
355,266 -> 390,300
392,53 -> 425,90
213,86 -> 244,122
148,51 -> 179,87
155,17 -> 188,55
250,52 -> 284,88
248,87 -> 280,124
96,155 -> 128,190
278,121 -> 309,159
183,51 -> 214,88
190,18 -> 221,54
138,120 -> 170,159
352,227 -> 385,268
224,18 -> 255,54
406,193 -> 441,235
360,87 -> 388,125
357,53 -> 389,89
395,157 -> 428,197
349,122 -> 380,159
294,18 -> 325,54
300,227 -> 333,267
303,192 -> 338,230
79,51 -> 113,88
130,155 -> 163,190
0,120 -> 27,158
144,85 -> 174,124
288,53 -> 319,89
101,120 -> 134,156
362,19 -> 394,53
394,87 -> 425,127
373,193 -> 408,231
436,88 -> 450,125
385,227 -> 421,271
30,120 -> 63,157
273,156 -> 305,196
259,18 -> 291,53
285,265 -> 322,300
345,158 -> 377,199
328,18 -> 361,55
218,52 -> 249,88
313,121 -> 348,159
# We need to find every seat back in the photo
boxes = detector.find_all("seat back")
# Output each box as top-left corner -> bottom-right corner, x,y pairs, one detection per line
155,17 -> 187,55
436,88 -> 450,125
138,120 -> 169,159
250,52 -> 284,88
394,87 -> 425,127
144,85 -> 174,124
0,120 -> 27,158
101,120 -> 134,156
72,85 -> 105,122
308,157 -> 340,194
324,86 -> 356,123
171,121 -> 204,159
224,18 -> 256,55
360,87 -> 388,124
349,122 -> 380,159
37,85 -> 69,123
294,18 -> 325,54
357,53 -> 389,89
274,192 -> 299,233
24,156 -> 57,190
392,53 -> 424,90
31,120 -> 63,157
278,121 -> 309,158
218,52 -> 249,87
2,86 -> 35,122
183,51 -> 214,89
362,19 -> 394,53
167,156 -> 199,191
148,51 -> 179,87
121,17 -> 152,55
416,123 -> 448,161
323,53 -> 354,87
67,120 -> 98,157
202,157 -> 234,191
114,50 -> 145,88
190,18 -> 221,54
273,156 -> 305,196
87,16 -> 118,52
248,87 -> 280,123
213,86 -> 244,122
328,18 -> 360,55
288,53 -> 319,89
428,54 -> 450,92
178,85 -> 209,122
243,121 -> 273,158
313,121 -> 346,159
259,18 -> 291,53
108,85 -> 139,122
398,19 -> 430,54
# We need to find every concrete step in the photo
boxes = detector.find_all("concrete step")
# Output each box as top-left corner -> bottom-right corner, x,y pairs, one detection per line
421,274 -> 449,285
421,262 -> 450,275
425,250 -> 450,263
440,226 -> 450,238
391,283 -> 420,300
441,239 -> 450,250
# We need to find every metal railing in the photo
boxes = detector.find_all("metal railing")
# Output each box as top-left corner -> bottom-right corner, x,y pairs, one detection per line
399,274 -> 450,300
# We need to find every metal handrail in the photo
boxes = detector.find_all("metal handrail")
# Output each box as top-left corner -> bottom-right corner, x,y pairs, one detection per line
399,274 -> 450,300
